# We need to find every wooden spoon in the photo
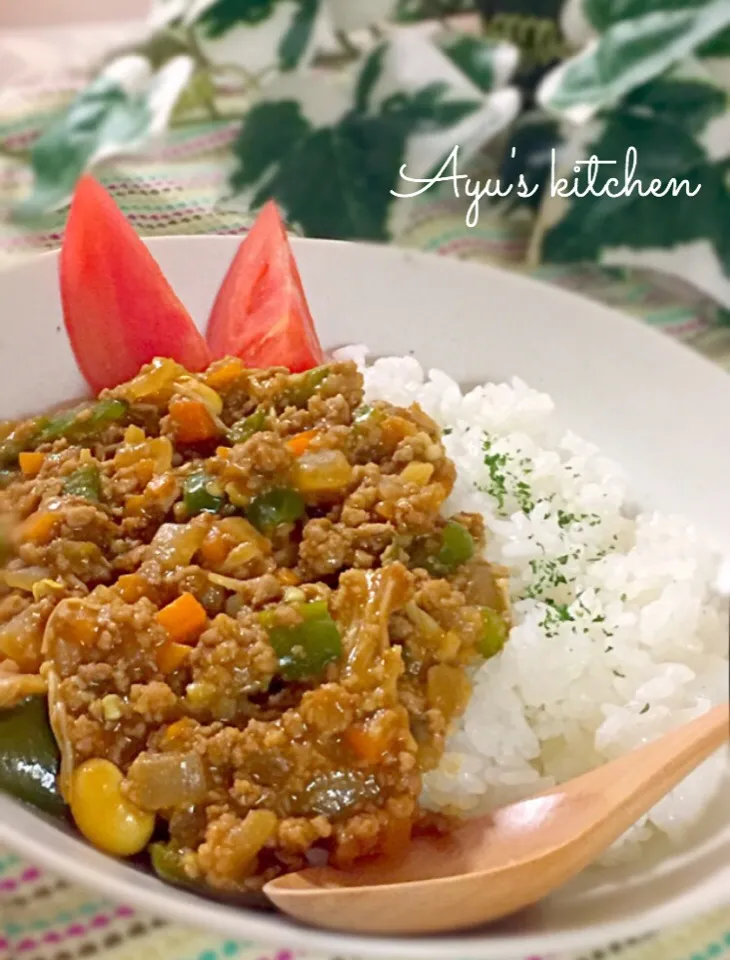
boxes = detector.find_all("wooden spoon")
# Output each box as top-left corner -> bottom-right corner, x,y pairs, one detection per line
265,703 -> 729,935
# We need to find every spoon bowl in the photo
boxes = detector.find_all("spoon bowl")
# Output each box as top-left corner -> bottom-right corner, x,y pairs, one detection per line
265,704 -> 730,935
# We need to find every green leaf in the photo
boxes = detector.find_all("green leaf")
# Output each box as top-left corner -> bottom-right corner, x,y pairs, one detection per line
585,0 -> 706,32
479,0 -> 562,15
624,78 -> 726,135
541,110 -> 729,276
230,80 -> 481,241
278,0 -> 319,70
198,0 -> 276,36
380,82 -> 481,129
355,44 -> 387,114
395,0 -> 478,20
439,35 -> 499,92
197,0 -> 320,71
230,99 -> 313,195
698,24 -> 730,57
585,1 -> 730,60
540,1 -> 730,119
19,75 -> 150,218
17,56 -> 193,218
248,112 -> 405,240
498,112 -> 561,212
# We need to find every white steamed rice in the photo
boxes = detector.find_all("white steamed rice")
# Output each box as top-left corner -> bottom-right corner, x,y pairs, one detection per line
335,347 -> 730,863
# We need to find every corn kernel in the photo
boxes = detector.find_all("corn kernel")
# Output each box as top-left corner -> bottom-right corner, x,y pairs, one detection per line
21,511 -> 57,545
185,681 -> 216,710
124,425 -> 146,444
101,694 -> 123,722
156,640 -> 191,674
70,759 -> 155,857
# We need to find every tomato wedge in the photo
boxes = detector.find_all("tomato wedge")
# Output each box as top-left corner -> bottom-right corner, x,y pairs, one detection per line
60,175 -> 211,393
206,201 -> 325,372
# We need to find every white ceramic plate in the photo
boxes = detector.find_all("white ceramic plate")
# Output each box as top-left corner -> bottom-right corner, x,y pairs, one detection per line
0,237 -> 728,959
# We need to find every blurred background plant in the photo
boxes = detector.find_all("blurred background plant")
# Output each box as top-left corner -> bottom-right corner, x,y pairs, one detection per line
5,0 -> 730,310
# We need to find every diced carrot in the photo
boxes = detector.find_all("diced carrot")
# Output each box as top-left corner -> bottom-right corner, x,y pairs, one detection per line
199,528 -> 231,569
168,399 -> 218,445
21,511 -> 57,544
124,494 -> 147,516
216,446 -> 232,460
345,725 -> 390,765
19,451 -> 45,477
115,573 -> 147,603
156,640 -> 191,674
205,358 -> 243,391
156,592 -> 208,645
164,719 -> 190,742
67,612 -> 98,647
286,430 -> 319,457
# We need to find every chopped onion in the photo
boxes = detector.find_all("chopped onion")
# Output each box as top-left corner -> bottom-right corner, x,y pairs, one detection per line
2,567 -> 50,592
292,450 -> 353,494
147,522 -> 207,570
122,358 -> 186,404
174,378 -> 223,417
208,572 -> 251,592
125,751 -> 208,811
222,541 -> 262,576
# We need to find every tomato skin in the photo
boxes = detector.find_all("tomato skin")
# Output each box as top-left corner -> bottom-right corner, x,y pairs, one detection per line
206,201 -> 325,373
60,175 -> 211,393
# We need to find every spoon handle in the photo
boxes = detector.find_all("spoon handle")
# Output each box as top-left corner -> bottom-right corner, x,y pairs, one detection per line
567,703 -> 729,832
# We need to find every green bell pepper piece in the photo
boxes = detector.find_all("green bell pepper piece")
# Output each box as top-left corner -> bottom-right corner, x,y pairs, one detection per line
285,367 -> 329,407
0,469 -> 17,489
0,696 -> 65,816
261,600 -> 342,680
413,521 -> 475,577
0,439 -> 24,469
436,520 -> 475,571
183,471 -> 225,516
228,408 -> 267,445
302,770 -> 380,819
150,842 -> 191,887
246,488 -> 305,533
36,399 -> 128,445
0,419 -> 47,468
478,607 -> 508,660
63,465 -> 102,502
